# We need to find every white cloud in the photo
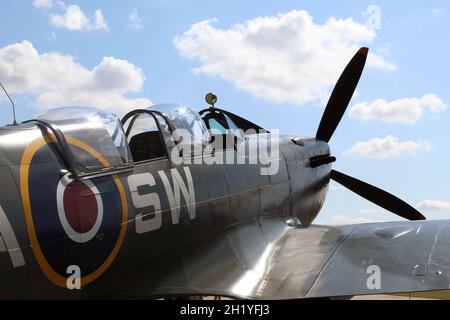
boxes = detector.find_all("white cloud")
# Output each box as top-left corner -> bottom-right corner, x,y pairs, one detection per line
33,0 -> 53,9
349,94 -> 447,124
0,41 -> 150,116
359,208 -> 380,216
366,53 -> 397,71
421,94 -> 447,113
330,214 -> 378,225
50,5 -> 108,31
416,199 -> 450,211
344,135 -> 432,159
174,10 -> 396,105
128,8 -> 143,30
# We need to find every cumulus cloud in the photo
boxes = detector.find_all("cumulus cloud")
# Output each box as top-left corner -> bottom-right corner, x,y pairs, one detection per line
128,8 -> 143,30
349,94 -> 447,124
0,41 -> 150,115
416,199 -> 450,211
330,214 -> 378,225
50,5 -> 108,31
359,208 -> 380,216
344,135 -> 432,159
174,10 -> 396,105
33,0 -> 53,9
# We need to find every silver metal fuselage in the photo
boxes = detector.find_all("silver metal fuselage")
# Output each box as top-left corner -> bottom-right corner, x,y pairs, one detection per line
0,123 -> 331,298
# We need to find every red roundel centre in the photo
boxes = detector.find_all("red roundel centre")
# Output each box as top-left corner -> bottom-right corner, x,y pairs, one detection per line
63,181 -> 98,233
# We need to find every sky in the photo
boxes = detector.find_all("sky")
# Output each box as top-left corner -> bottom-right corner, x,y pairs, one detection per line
0,0 -> 449,225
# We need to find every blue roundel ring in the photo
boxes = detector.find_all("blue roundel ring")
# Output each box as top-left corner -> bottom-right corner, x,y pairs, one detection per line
20,135 -> 128,288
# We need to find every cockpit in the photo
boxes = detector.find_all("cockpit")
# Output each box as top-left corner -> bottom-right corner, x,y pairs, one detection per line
122,104 -> 211,162
27,94 -> 267,180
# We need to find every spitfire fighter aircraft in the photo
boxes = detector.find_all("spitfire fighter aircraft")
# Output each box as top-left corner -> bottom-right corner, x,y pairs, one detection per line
0,47 -> 449,299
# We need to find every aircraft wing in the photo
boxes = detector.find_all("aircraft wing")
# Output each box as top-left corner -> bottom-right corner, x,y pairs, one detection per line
99,218 -> 450,299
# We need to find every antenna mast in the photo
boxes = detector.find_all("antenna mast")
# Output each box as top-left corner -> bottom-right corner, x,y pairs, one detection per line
0,82 -> 17,125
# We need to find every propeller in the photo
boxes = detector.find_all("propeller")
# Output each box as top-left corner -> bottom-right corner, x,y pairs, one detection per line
316,47 -> 368,143
315,47 -> 426,221
331,170 -> 425,221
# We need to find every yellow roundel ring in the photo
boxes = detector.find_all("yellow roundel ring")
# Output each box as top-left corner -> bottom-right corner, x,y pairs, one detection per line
20,135 -> 128,288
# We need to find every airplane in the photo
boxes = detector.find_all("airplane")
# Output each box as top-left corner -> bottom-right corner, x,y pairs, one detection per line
0,47 -> 449,300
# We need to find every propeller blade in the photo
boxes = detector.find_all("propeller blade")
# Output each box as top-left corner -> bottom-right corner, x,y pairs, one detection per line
330,170 -> 426,221
316,47 -> 369,142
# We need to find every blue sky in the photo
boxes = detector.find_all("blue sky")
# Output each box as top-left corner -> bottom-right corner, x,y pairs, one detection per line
0,0 -> 449,224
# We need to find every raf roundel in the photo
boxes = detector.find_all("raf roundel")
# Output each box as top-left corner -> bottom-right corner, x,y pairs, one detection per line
56,173 -> 104,243
20,136 -> 128,288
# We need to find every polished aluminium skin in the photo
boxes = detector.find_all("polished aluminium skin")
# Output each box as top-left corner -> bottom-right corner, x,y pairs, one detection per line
0,48 -> 447,299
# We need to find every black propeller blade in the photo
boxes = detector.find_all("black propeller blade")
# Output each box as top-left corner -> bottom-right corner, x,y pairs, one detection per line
316,47 -> 368,142
312,47 -> 425,221
330,170 -> 426,221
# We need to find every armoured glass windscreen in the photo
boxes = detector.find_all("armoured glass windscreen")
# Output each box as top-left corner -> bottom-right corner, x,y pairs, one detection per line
208,118 -> 228,134
223,113 -> 244,140
36,107 -> 132,174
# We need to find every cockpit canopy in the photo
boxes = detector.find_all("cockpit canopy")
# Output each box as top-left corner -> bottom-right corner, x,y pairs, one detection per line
29,102 -> 267,179
35,107 -> 132,178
